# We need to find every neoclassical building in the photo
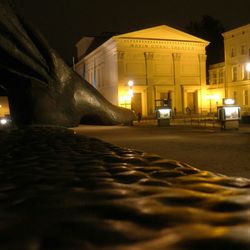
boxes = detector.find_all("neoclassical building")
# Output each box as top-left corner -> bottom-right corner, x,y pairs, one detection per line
75,25 -> 209,116
208,24 -> 250,114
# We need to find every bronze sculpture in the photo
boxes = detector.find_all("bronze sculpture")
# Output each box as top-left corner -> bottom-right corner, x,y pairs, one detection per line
0,0 -> 135,127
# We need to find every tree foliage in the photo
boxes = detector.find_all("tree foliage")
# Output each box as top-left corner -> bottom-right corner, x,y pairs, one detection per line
185,15 -> 225,65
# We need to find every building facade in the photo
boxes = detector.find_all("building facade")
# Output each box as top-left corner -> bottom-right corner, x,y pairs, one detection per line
208,24 -> 250,115
75,25 -> 209,117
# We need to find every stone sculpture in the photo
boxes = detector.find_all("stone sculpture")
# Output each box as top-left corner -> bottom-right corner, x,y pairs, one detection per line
0,0 -> 136,127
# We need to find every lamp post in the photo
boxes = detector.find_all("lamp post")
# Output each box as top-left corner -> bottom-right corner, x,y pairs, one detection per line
127,80 -> 134,110
128,80 -> 134,98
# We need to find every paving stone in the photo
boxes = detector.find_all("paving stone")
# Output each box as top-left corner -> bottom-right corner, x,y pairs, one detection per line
0,126 -> 249,250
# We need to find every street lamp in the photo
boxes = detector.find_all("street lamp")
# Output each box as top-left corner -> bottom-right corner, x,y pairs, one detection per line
128,80 -> 134,98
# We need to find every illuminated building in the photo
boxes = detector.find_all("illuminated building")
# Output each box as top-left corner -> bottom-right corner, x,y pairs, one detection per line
75,25 -> 209,116
208,24 -> 250,115
0,96 -> 9,117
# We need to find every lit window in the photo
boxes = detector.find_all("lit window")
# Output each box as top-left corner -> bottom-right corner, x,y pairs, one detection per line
242,64 -> 248,80
243,90 -> 248,106
232,66 -> 237,82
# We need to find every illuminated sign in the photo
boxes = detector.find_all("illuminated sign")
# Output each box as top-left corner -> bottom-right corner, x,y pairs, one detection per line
224,107 -> 240,120
218,106 -> 241,121
157,108 -> 171,119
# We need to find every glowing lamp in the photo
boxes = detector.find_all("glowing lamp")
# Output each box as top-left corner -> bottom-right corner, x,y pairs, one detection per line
128,80 -> 134,87
0,118 -> 7,125
223,98 -> 235,105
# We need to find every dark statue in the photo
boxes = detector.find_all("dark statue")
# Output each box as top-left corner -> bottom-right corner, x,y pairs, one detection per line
0,0 -> 136,127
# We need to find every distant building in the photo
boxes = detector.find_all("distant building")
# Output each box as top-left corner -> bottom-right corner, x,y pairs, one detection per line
75,25 -> 209,116
208,24 -> 250,115
0,96 -> 10,117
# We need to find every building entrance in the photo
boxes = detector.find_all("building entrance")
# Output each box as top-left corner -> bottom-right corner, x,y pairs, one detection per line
131,93 -> 142,115
187,92 -> 197,113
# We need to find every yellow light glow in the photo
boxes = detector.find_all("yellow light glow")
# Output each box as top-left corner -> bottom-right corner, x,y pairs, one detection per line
128,89 -> 134,98
223,98 -> 235,105
246,63 -> 250,72
128,80 -> 134,87
206,94 -> 220,101
118,93 -> 132,109
0,118 -> 7,125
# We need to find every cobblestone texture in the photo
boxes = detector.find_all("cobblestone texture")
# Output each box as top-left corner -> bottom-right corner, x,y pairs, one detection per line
0,126 -> 249,250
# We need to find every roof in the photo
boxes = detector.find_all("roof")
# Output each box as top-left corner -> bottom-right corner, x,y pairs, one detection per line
83,32 -> 120,56
82,25 -> 209,57
114,25 -> 209,44
222,23 -> 250,38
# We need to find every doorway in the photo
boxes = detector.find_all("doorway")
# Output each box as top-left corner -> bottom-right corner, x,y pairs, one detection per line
131,93 -> 142,114
187,92 -> 197,113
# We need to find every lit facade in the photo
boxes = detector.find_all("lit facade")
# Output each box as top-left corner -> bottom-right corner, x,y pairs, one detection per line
0,96 -> 9,117
75,25 -> 209,116
208,24 -> 250,115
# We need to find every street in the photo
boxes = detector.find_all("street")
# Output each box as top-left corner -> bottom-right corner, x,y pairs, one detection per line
73,123 -> 250,179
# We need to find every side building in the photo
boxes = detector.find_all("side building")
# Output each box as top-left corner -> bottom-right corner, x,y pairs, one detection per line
75,25 -> 209,117
208,24 -> 250,116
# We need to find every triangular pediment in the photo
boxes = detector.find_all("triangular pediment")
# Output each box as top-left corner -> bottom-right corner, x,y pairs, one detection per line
115,25 -> 208,44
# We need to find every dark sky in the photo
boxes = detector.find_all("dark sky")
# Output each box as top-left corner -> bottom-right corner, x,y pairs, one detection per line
12,0 -> 250,65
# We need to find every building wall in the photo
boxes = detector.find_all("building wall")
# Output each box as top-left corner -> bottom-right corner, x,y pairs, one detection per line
75,26 -> 208,117
208,24 -> 250,115
114,38 -> 207,116
223,24 -> 250,115
0,96 -> 10,116
76,39 -> 119,105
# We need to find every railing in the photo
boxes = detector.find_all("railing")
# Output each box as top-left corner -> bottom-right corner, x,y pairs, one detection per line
135,113 -> 220,128
172,113 -> 219,128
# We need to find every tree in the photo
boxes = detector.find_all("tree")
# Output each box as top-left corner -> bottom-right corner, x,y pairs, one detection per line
185,15 -> 225,66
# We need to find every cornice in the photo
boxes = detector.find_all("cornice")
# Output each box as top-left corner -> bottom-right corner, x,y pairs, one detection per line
116,38 -> 205,51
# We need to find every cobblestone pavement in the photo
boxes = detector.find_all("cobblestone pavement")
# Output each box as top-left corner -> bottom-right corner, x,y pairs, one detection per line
0,126 -> 249,250
74,124 -> 250,179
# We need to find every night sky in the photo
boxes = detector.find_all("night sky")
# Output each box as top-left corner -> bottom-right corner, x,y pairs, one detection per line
12,0 -> 250,65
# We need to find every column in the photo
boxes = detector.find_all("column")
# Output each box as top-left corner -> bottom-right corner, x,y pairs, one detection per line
144,52 -> 155,115
172,53 -> 181,113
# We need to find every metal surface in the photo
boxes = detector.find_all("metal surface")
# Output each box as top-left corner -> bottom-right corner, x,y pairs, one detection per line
0,0 -> 135,127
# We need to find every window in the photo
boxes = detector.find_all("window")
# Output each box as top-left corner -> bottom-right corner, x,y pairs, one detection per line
212,72 -> 217,84
241,45 -> 246,55
232,66 -> 237,82
243,90 -> 248,106
233,91 -> 237,103
209,72 -> 213,84
230,47 -> 236,57
160,93 -> 168,100
219,69 -> 224,83
242,64 -> 248,80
